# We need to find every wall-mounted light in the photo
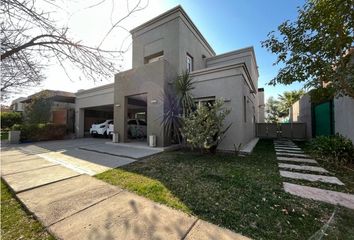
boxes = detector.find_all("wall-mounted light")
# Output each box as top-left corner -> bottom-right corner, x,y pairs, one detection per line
115,104 -> 121,107
223,98 -> 231,102
151,99 -> 158,104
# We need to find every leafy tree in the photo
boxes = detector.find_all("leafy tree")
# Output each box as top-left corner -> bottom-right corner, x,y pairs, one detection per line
0,112 -> 22,129
181,99 -> 231,153
278,90 -> 305,115
262,0 -> 354,98
1,0 -> 147,99
265,97 -> 282,123
24,92 -> 52,124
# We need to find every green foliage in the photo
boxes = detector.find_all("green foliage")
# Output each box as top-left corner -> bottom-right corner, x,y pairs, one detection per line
309,134 -> 354,165
162,71 -> 195,143
181,99 -> 231,153
0,112 -> 22,129
265,97 -> 282,123
278,90 -> 305,115
309,87 -> 336,104
12,123 -> 67,142
24,92 -> 52,124
262,0 -> 354,98
174,71 -> 196,117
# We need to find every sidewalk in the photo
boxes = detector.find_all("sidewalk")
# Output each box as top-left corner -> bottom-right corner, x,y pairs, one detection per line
1,148 -> 250,240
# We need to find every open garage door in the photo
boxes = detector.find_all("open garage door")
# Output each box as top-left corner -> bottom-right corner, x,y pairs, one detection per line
84,105 -> 113,137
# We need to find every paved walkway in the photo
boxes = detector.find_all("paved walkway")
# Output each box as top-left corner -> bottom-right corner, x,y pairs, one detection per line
274,139 -> 354,210
1,147 -> 250,240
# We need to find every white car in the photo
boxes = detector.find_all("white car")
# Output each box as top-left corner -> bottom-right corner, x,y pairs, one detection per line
89,120 -> 113,137
127,119 -> 147,138
106,123 -> 114,136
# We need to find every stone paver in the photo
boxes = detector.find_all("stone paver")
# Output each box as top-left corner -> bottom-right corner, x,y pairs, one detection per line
1,158 -> 58,176
275,146 -> 302,151
185,219 -> 251,240
275,149 -> 304,154
278,163 -> 329,173
277,156 -> 318,164
283,182 -> 354,210
276,152 -> 310,158
280,170 -> 344,185
1,154 -> 41,164
17,175 -> 122,226
49,191 -> 197,240
2,165 -> 80,193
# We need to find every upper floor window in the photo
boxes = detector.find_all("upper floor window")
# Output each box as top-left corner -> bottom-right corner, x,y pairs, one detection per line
145,51 -> 164,64
186,53 -> 193,72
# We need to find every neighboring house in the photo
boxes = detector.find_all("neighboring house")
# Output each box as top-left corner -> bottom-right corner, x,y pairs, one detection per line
10,97 -> 26,112
75,6 -> 264,150
22,90 -> 76,132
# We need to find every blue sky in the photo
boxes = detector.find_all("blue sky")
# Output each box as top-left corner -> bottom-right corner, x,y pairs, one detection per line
162,0 -> 306,100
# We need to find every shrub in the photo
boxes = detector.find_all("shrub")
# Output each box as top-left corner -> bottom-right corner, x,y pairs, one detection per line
12,123 -> 67,142
309,134 -> 354,165
181,99 -> 231,153
1,112 -> 22,129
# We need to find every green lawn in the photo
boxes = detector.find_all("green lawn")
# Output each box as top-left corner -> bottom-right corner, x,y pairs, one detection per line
96,140 -> 354,240
1,180 -> 54,240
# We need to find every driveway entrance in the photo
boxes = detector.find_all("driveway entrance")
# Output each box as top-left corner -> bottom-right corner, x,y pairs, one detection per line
5,138 -> 162,175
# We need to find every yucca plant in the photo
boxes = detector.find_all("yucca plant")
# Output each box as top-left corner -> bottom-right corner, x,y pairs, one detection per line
175,71 -> 195,117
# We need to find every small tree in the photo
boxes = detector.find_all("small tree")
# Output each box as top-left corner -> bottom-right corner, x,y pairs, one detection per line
162,71 -> 195,143
181,99 -> 231,153
262,0 -> 354,98
278,90 -> 305,116
0,112 -> 22,129
265,97 -> 282,123
24,93 -> 52,124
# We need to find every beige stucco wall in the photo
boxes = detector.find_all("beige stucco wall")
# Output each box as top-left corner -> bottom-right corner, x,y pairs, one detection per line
334,95 -> 354,143
75,84 -> 114,137
131,6 -> 214,74
257,90 -> 265,123
190,64 -> 257,151
290,94 -> 312,139
114,60 -> 176,147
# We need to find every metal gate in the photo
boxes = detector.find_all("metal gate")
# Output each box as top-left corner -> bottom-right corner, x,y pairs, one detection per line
313,101 -> 333,136
256,123 -> 307,139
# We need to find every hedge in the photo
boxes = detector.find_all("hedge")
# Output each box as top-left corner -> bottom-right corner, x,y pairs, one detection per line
1,112 -> 22,129
12,123 -> 67,142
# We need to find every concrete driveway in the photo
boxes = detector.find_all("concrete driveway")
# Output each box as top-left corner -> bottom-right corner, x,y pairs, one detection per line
2,138 -> 162,175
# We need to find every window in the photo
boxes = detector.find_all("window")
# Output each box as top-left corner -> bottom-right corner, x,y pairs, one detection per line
186,53 -> 193,72
145,51 -> 164,64
194,97 -> 215,111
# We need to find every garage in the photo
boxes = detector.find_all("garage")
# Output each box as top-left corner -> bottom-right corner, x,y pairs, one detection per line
84,105 -> 113,137
126,94 -> 147,141
75,83 -> 114,138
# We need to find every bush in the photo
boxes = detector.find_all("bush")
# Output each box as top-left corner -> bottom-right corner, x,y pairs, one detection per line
1,112 -> 22,129
309,134 -> 354,165
12,123 -> 67,142
181,99 -> 231,153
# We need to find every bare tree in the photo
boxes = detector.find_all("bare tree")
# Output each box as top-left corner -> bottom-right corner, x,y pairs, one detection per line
1,0 -> 147,99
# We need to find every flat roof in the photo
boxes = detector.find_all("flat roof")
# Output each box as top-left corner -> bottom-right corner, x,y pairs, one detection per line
130,5 -> 215,56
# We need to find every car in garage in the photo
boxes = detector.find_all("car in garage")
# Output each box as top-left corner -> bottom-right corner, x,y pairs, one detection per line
127,119 -> 147,138
105,119 -> 147,139
89,119 -> 113,137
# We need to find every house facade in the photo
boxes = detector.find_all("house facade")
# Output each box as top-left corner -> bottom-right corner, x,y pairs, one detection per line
75,6 -> 264,151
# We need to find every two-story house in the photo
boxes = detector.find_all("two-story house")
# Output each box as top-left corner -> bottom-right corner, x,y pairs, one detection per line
75,6 -> 264,151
